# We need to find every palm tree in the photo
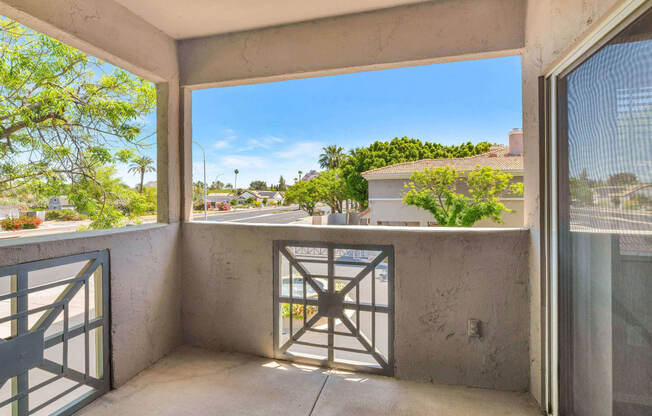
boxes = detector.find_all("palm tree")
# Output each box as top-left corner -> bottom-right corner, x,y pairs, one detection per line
234,169 -> 239,190
128,156 -> 155,193
319,145 -> 346,169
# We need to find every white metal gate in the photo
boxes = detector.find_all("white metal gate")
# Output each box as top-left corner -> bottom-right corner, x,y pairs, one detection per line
0,251 -> 110,416
273,241 -> 394,375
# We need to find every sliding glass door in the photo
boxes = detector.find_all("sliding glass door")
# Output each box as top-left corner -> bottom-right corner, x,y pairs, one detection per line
556,6 -> 652,416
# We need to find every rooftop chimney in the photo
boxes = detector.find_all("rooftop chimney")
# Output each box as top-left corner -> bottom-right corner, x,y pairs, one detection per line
508,128 -> 523,155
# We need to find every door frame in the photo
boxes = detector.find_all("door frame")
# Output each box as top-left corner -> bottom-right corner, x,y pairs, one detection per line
542,1 -> 652,414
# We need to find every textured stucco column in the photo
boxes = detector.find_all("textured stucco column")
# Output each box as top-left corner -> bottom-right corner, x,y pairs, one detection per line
180,88 -> 193,222
156,82 -> 181,223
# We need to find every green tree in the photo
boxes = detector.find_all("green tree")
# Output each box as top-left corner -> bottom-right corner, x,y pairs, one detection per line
319,145 -> 346,169
285,179 -> 320,215
278,175 -> 287,191
341,137 -> 492,207
608,172 -> 638,186
313,169 -> 347,213
249,180 -> 267,190
234,169 -> 239,189
403,166 -> 523,227
569,177 -> 594,205
0,17 -> 156,227
128,156 -> 155,193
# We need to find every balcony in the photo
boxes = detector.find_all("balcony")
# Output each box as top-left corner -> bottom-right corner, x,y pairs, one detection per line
3,0 -> 652,415
1,223 -> 534,415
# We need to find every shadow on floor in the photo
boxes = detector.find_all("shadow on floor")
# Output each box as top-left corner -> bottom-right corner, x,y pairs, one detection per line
76,345 -> 541,416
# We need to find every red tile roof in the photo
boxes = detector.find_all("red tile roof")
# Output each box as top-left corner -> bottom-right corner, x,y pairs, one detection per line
362,145 -> 523,178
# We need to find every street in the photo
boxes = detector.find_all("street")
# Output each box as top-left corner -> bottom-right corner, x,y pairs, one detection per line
570,206 -> 652,232
202,205 -> 309,224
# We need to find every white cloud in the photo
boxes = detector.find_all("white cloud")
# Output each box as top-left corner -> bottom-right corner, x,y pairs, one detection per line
218,155 -> 267,169
235,135 -> 284,151
213,140 -> 230,149
274,141 -> 323,159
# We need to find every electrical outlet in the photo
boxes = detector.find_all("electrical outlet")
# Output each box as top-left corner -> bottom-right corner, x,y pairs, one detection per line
468,319 -> 481,338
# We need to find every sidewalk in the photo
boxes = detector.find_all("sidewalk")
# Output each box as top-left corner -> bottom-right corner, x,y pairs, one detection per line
0,206 -> 299,240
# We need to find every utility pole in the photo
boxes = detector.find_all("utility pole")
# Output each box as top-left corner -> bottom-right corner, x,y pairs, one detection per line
192,141 -> 207,221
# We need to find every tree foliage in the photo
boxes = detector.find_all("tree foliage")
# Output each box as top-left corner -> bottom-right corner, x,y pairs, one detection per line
0,17 -> 156,227
319,145 -> 346,169
341,138 -> 492,207
403,166 -> 523,227
608,172 -> 638,186
249,180 -> 267,190
128,155 -> 155,193
284,169 -> 348,215
284,178 -> 320,215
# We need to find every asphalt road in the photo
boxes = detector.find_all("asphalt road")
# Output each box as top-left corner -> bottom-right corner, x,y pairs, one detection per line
570,206 -> 652,232
203,206 -> 309,224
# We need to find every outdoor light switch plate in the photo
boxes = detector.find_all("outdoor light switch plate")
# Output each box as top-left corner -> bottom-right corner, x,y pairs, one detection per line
467,319 -> 481,338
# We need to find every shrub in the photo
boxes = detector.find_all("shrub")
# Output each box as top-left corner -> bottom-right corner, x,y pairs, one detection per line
281,304 -> 317,320
246,196 -> 255,204
254,200 -> 262,207
230,198 -> 238,206
217,201 -> 231,211
1,216 -> 43,231
45,209 -> 87,221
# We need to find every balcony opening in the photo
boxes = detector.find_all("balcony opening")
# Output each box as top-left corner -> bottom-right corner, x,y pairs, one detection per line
0,16 -> 158,241
190,56 -> 523,228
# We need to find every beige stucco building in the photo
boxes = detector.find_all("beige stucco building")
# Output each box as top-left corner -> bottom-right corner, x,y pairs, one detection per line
362,129 -> 524,227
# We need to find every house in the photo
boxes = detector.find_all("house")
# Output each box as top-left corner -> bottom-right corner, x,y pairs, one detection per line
236,190 -> 261,203
48,196 -> 75,210
203,194 -> 234,208
1,1 -> 649,416
361,129 -> 524,227
593,184 -> 652,208
0,205 -> 20,220
255,190 -> 284,203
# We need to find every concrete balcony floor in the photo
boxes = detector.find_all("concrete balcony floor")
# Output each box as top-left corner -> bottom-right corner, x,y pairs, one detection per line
76,346 -> 541,416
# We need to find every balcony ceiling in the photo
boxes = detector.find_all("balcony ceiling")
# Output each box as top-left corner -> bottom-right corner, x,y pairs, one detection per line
112,0 -> 431,39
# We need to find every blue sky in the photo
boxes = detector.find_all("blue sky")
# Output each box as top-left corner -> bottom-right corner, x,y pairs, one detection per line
185,56 -> 523,188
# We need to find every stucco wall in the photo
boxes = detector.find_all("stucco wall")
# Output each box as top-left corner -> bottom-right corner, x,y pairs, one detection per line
0,224 -> 183,387
178,0 -> 525,88
367,177 -> 525,227
181,222 -> 530,391
522,0 -> 624,404
367,199 -> 524,227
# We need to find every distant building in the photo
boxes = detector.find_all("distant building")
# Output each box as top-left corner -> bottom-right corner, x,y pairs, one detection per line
204,190 -> 285,207
255,191 -> 284,203
361,129 -> 525,228
48,196 -> 75,210
203,194 -> 234,208
0,205 -> 20,220
593,184 -> 652,208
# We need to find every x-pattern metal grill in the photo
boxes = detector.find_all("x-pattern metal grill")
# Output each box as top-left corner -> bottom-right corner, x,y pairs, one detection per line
273,241 -> 394,376
0,251 -> 110,416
